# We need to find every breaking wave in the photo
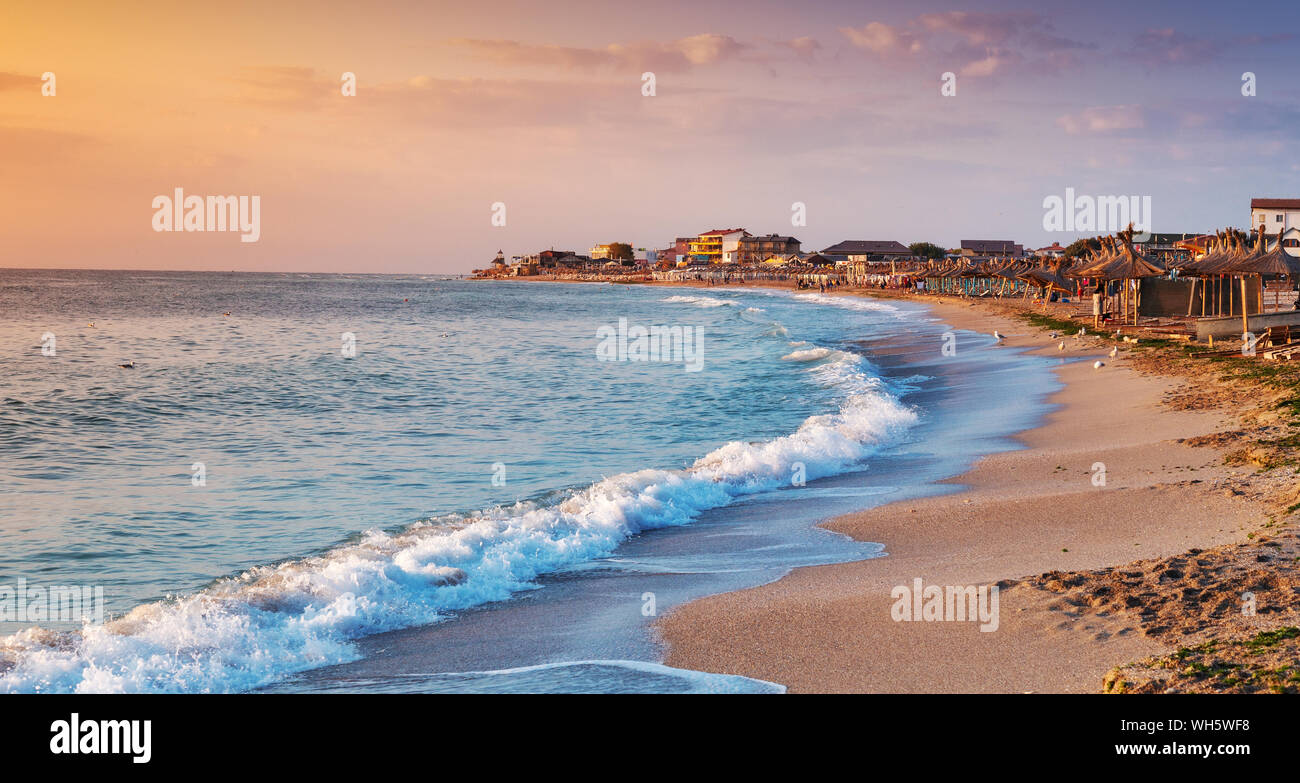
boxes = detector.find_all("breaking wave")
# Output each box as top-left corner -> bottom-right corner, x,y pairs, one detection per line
0,342 -> 915,693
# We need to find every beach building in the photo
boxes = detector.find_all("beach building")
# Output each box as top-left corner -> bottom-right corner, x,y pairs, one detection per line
1130,233 -> 1203,265
1033,243 -> 1066,259
961,240 -> 1023,258
653,246 -> 678,266
528,249 -> 577,269
1249,198 -> 1300,257
799,253 -> 842,267
554,254 -> 589,270
820,240 -> 909,261
589,244 -> 614,260
738,234 -> 801,264
689,228 -> 749,264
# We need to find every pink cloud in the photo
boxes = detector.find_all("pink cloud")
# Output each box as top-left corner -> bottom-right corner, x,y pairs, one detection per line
1056,105 -> 1146,134
838,22 -> 921,55
839,12 -> 1090,78
782,36 -> 822,63
446,34 -> 746,73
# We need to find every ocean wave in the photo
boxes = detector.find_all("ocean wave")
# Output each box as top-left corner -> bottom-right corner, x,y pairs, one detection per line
661,295 -> 738,308
0,347 -> 915,694
383,659 -> 786,694
793,293 -> 902,314
781,346 -> 838,362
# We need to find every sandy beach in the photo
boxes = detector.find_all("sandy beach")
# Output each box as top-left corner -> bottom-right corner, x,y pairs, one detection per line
657,290 -> 1298,693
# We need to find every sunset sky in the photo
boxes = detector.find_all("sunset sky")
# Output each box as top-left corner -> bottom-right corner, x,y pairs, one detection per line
3,0 -> 1299,273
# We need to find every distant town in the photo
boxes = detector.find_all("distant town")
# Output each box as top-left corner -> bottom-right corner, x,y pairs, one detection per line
473,198 -> 1300,283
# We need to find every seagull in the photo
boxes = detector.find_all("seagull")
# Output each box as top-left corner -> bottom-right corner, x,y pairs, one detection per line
1058,341 -> 1065,351
119,360 -> 135,369
993,330 -> 1003,341
1048,332 -> 1058,339
1109,346 -> 1118,358
222,311 -> 231,317
1094,360 -> 1105,369
1078,327 -> 1086,337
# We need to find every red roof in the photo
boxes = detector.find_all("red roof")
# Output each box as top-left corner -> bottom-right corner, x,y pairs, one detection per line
1251,198 -> 1300,210
699,228 -> 746,236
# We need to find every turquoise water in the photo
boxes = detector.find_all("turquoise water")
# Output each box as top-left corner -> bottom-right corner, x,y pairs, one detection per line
0,273 -> 961,692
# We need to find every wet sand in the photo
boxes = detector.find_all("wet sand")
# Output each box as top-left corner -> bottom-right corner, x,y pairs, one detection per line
657,296 -> 1268,693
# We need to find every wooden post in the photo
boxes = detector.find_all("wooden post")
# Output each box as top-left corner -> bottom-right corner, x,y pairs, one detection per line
1241,276 -> 1249,337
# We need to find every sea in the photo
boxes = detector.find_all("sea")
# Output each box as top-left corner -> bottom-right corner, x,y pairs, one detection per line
0,271 -> 1060,693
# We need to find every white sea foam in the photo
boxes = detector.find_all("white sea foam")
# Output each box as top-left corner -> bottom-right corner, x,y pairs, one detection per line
0,343 -> 915,694
661,295 -> 738,308
414,659 -> 786,694
781,346 -> 837,362
793,293 -> 903,315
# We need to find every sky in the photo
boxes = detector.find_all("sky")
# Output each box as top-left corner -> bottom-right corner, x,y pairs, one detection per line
2,0 -> 1299,273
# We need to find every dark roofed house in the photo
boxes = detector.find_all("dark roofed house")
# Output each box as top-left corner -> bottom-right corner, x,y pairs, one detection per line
1251,198 -> 1300,211
821,240 -> 910,260
738,233 -> 801,264
961,240 -> 1020,258
800,253 -> 843,267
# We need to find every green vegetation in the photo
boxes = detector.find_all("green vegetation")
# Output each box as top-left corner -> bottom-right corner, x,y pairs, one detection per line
908,241 -> 947,260
1116,629 -> 1300,692
1244,626 -> 1300,652
607,242 -> 634,262
1016,311 -> 1087,335
1063,237 -> 1102,259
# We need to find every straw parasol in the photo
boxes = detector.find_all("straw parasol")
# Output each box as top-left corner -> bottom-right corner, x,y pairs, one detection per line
1071,228 -> 1164,325
1018,266 -> 1073,295
1212,227 -> 1300,327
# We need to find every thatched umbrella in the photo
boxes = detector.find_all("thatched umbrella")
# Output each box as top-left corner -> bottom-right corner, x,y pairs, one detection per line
1213,228 -> 1299,329
1018,266 -> 1073,299
992,262 -> 1028,296
1072,229 -> 1164,325
1180,231 -> 1247,316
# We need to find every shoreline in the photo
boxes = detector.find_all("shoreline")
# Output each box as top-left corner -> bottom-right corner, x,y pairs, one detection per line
654,287 -> 1292,693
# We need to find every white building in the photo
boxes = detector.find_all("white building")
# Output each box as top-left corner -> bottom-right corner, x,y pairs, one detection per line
1249,198 -> 1300,257
718,230 -> 748,264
